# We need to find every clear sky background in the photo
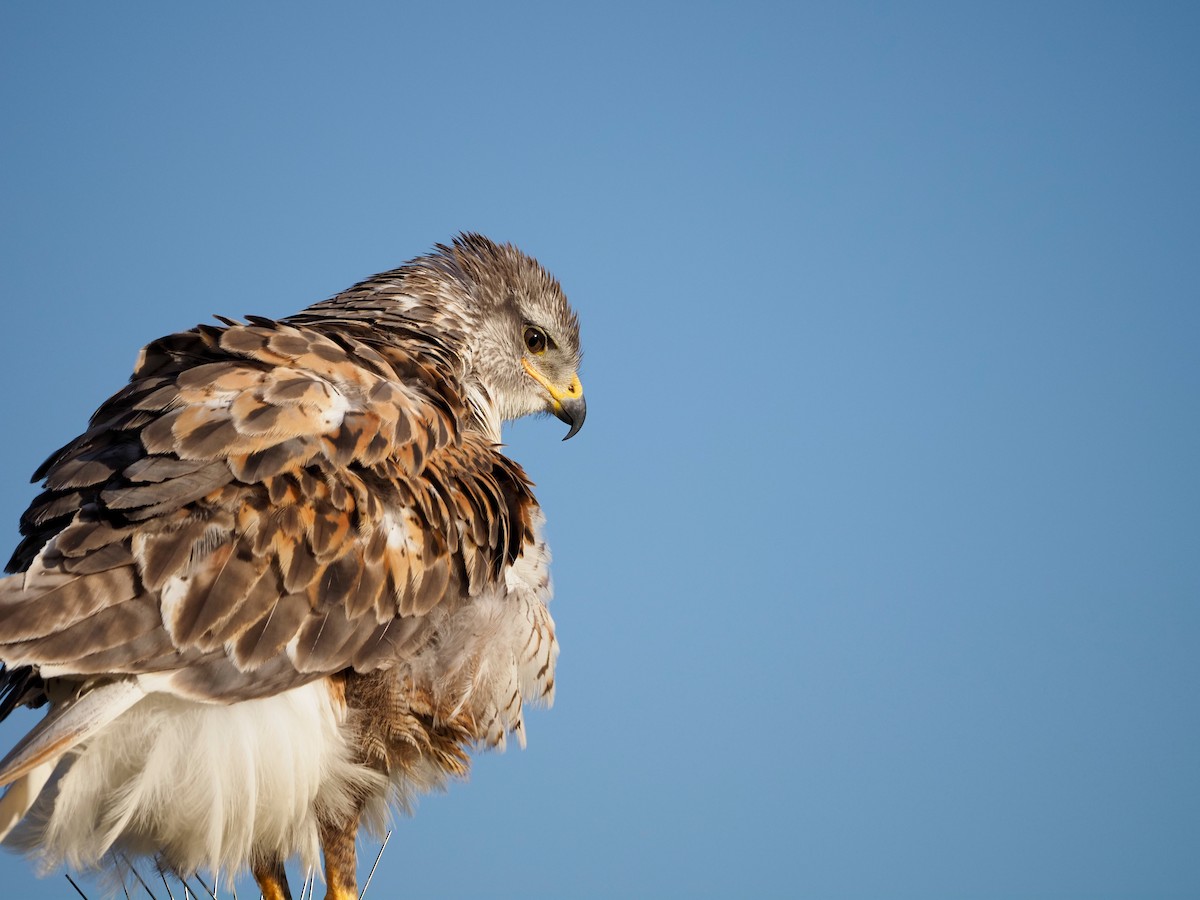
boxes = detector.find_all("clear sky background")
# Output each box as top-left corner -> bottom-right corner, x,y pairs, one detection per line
1,3 -> 1197,898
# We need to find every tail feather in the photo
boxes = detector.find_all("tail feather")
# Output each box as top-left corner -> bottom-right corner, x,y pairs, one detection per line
0,759 -> 55,842
0,679 -> 145,788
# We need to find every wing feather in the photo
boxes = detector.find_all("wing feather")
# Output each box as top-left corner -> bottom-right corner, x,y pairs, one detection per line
0,316 -> 538,703
231,594 -> 309,670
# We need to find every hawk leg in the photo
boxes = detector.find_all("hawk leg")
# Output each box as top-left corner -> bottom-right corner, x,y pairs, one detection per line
252,857 -> 292,900
320,813 -> 360,900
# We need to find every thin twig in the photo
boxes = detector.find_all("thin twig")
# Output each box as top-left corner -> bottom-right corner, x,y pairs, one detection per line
58,834 -> 394,900
191,873 -> 219,900
119,853 -> 161,900
359,830 -> 391,900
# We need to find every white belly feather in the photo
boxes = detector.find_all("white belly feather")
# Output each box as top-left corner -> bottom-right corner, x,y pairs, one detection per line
5,681 -> 382,877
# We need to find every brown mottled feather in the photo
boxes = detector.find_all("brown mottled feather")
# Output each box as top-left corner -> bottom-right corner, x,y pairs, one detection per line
0,308 -> 538,703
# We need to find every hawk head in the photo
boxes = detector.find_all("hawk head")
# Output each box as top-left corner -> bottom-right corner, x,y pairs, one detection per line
299,233 -> 586,441
416,234 -> 586,440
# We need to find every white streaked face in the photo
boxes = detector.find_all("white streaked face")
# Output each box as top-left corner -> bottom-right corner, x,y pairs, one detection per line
465,276 -> 584,436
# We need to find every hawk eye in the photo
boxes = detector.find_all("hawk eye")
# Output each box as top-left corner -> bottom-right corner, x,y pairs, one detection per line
524,326 -> 548,355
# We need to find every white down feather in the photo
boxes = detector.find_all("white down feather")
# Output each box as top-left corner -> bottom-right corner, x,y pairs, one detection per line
3,680 -> 384,879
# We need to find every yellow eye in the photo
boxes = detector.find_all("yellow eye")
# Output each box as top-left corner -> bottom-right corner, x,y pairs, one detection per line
524,326 -> 548,355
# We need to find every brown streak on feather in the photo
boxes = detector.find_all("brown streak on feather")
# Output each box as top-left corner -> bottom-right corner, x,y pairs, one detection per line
67,629 -> 184,674
205,562 -> 284,648
178,545 -> 273,644
230,439 -> 316,482
100,460 -> 229,512
55,520 -> 133,557
59,542 -> 132,576
124,455 -> 214,484
135,519 -> 210,591
24,492 -> 87,528
0,567 -> 137,642
3,595 -> 158,664
232,594 -> 308,670
139,410 -> 184,454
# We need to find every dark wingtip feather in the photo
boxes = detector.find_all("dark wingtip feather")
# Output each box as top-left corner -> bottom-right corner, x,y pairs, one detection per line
0,665 -> 46,722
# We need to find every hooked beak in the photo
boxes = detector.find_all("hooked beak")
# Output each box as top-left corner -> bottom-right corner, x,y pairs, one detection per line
522,359 -> 587,440
554,393 -> 587,441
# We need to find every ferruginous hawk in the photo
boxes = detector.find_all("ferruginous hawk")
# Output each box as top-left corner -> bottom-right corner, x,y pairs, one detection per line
0,234 -> 584,899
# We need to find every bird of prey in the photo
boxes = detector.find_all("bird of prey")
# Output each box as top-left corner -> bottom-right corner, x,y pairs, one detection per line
0,234 -> 584,899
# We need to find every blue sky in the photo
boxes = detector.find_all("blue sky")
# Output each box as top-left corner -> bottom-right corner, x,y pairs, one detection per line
1,2 -> 1197,898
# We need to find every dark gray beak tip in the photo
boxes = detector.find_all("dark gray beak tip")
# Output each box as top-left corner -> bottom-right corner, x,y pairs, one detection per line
555,395 -> 587,441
